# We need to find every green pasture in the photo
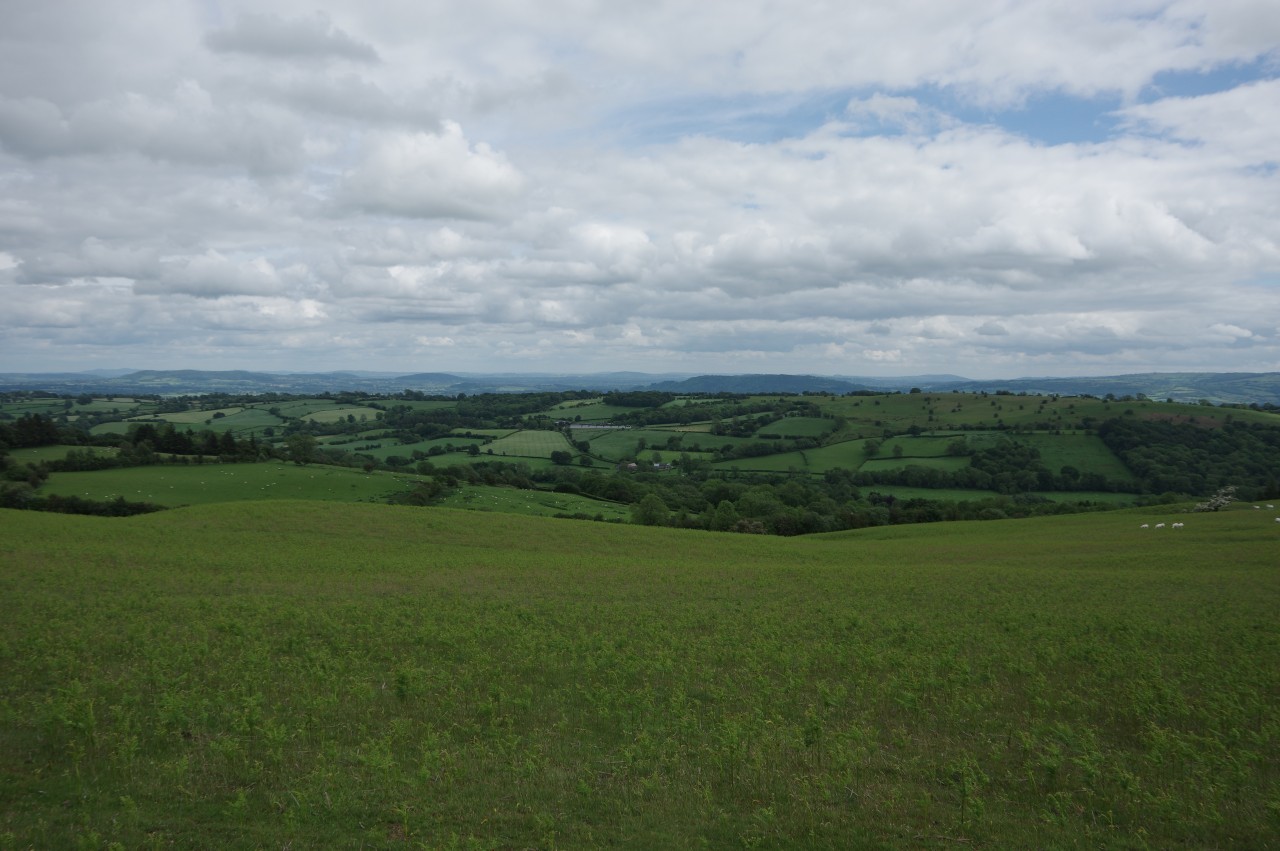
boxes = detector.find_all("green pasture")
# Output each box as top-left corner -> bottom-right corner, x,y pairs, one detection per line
0,504 -> 1276,848
382,399 -> 458,412
302,406 -> 383,424
242,399 -> 383,423
578,429 -> 663,459
661,396 -> 722,408
1,399 -> 77,417
877,434 -> 960,456
822,392 -> 1166,434
547,401 -> 638,422
583,429 -> 757,461
710,450 -> 817,474
1038,489 -> 1141,504
87,421 -> 136,435
106,408 -> 284,435
148,406 -> 246,425
58,398 -> 152,415
36,461 -> 422,506
439,484 -> 631,520
349,437 -> 481,462
753,416 -> 834,439
6,444 -> 119,463
486,430 -> 577,458
1017,432 -> 1136,480
862,455 -> 972,473
452,428 -> 518,439
664,422 -> 716,432
852,485 -> 1133,504
422,451 -> 573,472
709,438 -> 873,475
544,397 -> 603,412
317,429 -> 390,446
197,408 -> 284,435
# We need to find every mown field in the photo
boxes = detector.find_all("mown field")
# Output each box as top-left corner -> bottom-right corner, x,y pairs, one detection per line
1,503 -> 1276,849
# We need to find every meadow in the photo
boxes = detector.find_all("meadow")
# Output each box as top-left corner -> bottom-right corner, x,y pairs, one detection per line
35,461 -> 423,507
485,430 -> 578,459
5,444 -> 119,464
753,416 -> 835,439
1,502 -> 1276,848
438,484 -> 632,521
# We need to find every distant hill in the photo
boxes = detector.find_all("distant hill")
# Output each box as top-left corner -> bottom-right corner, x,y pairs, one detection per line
644,374 -> 873,394
1,369 -> 1278,405
0,369 -> 689,396
932,372 -> 1280,406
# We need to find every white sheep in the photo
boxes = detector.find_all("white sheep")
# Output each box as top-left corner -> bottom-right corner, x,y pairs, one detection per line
1172,522 -> 1184,529
1155,522 -> 1166,529
1140,523 -> 1149,529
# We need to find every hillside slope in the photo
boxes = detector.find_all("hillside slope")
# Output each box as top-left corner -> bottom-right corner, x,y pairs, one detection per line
2,503 -> 1277,848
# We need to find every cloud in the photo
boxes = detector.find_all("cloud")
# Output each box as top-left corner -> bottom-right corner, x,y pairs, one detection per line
17,238 -> 160,285
136,252 -> 288,299
0,83 -> 305,173
204,12 -> 379,63
1209,322 -> 1254,339
1117,79 -> 1280,165
336,123 -> 525,219
1,1 -> 1278,376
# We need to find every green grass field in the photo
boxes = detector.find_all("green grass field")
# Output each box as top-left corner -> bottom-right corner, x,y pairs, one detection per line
340,437 -> 460,461
485,430 -> 577,458
709,438 -> 874,474
820,392 -> 1256,435
302,406 -> 384,424
36,461 -> 423,506
439,484 -> 631,520
754,416 -> 835,439
147,407 -> 247,425
544,400 -> 638,422
6,444 -> 120,463
1017,433 -> 1136,481
861,455 -> 972,473
0,504 -> 1275,848
585,429 -> 756,462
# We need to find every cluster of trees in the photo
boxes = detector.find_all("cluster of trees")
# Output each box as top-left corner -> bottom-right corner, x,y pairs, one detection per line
600,391 -> 676,408
716,436 -> 822,461
0,413 -> 64,448
607,397 -> 821,429
123,422 -> 263,460
1098,418 -> 1280,499
437,461 -> 1114,536
0,486 -> 163,517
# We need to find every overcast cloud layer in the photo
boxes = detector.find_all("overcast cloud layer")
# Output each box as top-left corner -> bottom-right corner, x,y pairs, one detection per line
2,1 -> 1278,378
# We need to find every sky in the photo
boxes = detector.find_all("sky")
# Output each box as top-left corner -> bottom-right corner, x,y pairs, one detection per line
1,1 -> 1278,379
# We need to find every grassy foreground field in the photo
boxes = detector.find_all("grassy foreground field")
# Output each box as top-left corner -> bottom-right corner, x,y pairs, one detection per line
1,505 -> 1277,848
35,461 -> 423,507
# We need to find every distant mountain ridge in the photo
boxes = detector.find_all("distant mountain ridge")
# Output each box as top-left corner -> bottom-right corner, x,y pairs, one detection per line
929,372 -> 1280,406
1,369 -> 1278,405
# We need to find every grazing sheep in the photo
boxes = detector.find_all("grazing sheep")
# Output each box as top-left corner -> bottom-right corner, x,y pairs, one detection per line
1172,522 -> 1184,529
1155,523 -> 1166,529
1140,523 -> 1149,529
